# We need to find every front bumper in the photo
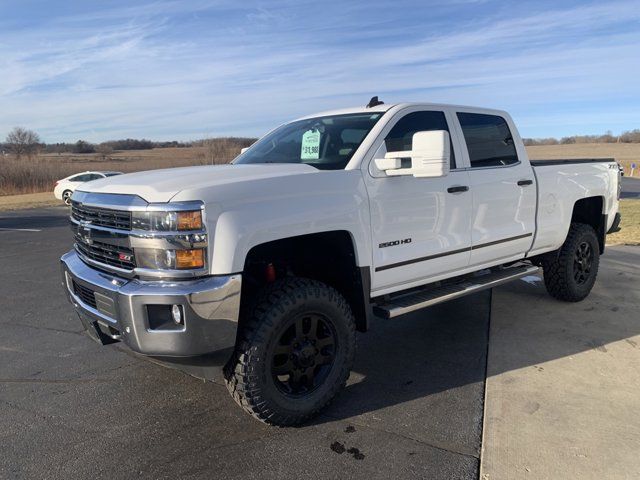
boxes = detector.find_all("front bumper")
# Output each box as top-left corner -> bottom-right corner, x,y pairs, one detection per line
61,250 -> 241,356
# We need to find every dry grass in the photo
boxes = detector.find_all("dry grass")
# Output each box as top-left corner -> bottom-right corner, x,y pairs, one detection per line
0,144 -> 243,195
526,143 -> 640,176
607,199 -> 640,245
527,142 -> 640,244
0,192 -> 60,211
2,141 -> 639,196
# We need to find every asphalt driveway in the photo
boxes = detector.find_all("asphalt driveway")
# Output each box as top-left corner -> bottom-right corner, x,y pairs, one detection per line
3,206 -> 637,480
0,207 -> 487,480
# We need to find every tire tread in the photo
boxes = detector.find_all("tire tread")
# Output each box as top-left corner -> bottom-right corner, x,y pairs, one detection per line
542,222 -> 599,302
224,277 -> 355,426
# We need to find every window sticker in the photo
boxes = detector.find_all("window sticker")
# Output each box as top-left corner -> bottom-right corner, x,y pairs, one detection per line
301,129 -> 321,160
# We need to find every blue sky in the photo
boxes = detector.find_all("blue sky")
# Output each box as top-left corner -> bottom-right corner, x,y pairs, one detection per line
1,0 -> 639,142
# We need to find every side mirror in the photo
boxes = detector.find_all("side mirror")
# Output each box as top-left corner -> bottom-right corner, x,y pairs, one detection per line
375,130 -> 450,178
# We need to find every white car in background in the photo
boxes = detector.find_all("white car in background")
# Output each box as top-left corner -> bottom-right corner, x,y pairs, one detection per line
54,171 -> 123,205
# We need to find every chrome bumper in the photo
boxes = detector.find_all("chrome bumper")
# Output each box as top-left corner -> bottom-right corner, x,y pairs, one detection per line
60,250 -> 241,356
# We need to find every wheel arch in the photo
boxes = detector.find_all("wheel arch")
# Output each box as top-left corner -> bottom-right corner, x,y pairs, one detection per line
238,230 -> 372,336
571,196 -> 606,253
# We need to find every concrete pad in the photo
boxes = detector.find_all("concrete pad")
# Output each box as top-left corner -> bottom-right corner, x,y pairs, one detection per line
481,246 -> 640,479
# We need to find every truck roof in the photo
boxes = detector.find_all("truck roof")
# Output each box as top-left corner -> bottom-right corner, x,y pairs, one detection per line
297,102 -> 509,121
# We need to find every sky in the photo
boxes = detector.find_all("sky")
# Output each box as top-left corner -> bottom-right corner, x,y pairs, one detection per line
1,0 -> 639,143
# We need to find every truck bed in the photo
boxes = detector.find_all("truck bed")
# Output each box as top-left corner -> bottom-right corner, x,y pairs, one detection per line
530,158 -> 615,166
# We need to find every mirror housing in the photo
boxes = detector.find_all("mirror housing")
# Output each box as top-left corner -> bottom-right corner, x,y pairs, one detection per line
375,130 -> 450,178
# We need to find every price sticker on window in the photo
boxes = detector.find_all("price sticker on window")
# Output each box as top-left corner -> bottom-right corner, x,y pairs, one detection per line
301,129 -> 321,160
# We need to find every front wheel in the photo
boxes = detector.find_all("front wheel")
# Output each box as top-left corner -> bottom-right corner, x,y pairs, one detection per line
542,222 -> 600,302
224,277 -> 356,426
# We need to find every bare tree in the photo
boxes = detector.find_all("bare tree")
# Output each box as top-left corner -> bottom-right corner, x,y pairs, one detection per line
5,127 -> 41,160
96,143 -> 114,160
200,137 -> 254,165
203,138 -> 230,165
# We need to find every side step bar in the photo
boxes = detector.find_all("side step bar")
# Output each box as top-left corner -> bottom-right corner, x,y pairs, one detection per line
373,265 -> 539,319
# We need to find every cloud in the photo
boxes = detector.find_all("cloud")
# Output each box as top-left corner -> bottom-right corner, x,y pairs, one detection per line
0,0 -> 638,141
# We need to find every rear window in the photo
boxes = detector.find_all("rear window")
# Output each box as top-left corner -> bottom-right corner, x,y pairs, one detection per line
457,113 -> 518,168
70,174 -> 91,181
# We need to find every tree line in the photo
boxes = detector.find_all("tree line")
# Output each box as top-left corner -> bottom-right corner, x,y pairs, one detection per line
7,125 -> 638,158
523,129 -> 640,146
1,126 -> 256,160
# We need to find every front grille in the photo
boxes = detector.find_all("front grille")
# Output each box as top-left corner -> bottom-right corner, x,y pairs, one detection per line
72,280 -> 97,308
75,238 -> 136,270
71,202 -> 132,230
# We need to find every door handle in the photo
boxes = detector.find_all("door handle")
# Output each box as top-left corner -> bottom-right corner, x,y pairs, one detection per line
517,179 -> 533,186
447,185 -> 469,193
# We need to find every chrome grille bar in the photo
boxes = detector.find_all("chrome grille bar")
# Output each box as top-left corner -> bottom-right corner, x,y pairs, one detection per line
75,237 -> 136,270
71,202 -> 132,230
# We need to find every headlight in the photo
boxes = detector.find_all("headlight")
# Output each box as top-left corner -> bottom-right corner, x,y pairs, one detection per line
132,210 -> 203,231
136,248 -> 205,270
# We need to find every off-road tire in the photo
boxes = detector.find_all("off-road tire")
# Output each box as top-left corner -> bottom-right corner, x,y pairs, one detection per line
542,222 -> 600,302
224,277 -> 356,426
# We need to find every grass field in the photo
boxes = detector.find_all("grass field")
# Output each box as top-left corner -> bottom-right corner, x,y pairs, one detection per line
1,142 -> 639,196
526,143 -> 640,175
0,138 -> 251,196
0,192 -> 60,211
607,199 -> 640,245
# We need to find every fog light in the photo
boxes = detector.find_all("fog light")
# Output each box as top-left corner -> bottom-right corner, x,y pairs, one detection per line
171,305 -> 183,325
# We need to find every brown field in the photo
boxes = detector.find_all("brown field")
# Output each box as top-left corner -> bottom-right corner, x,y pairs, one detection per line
0,143 -> 245,196
526,143 -> 640,175
0,192 -> 59,211
1,141 -> 639,196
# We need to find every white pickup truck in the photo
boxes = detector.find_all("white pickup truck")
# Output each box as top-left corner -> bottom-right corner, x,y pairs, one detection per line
61,99 -> 622,426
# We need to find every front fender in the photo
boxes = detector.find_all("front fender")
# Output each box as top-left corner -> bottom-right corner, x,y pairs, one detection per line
206,171 -> 372,274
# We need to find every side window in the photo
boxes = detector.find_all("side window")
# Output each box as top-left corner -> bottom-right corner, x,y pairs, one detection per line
85,174 -> 102,181
457,113 -> 518,168
384,111 -> 456,169
70,174 -> 88,182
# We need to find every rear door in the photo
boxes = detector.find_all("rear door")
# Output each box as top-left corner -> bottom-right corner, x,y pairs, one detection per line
454,110 -> 536,267
365,108 -> 473,294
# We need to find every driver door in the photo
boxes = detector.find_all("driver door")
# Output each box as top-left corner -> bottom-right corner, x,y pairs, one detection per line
364,109 -> 473,295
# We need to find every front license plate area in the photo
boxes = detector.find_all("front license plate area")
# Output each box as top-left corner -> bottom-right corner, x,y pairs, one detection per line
77,313 -> 120,346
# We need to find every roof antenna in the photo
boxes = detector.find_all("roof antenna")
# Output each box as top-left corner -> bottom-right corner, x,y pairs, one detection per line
366,96 -> 384,108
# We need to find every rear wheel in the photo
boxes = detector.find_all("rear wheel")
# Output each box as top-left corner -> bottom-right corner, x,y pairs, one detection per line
224,277 -> 356,426
542,223 -> 600,302
62,190 -> 73,206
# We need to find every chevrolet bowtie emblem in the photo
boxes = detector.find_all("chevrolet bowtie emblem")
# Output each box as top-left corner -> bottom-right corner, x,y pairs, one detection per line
80,226 -> 93,245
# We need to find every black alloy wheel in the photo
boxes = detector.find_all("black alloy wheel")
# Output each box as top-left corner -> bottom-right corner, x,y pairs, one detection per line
542,222 -> 600,302
573,241 -> 593,285
271,312 -> 337,397
225,277 -> 356,426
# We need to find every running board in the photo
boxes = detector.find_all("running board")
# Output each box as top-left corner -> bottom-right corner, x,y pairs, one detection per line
373,265 -> 539,319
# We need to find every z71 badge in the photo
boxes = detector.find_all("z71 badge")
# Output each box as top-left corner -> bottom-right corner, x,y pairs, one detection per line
379,238 -> 412,248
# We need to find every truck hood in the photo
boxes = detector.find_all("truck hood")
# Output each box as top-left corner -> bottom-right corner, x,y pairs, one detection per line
77,164 -> 319,203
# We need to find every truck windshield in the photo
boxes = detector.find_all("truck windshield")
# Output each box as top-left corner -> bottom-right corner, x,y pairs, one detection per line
234,112 -> 384,170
